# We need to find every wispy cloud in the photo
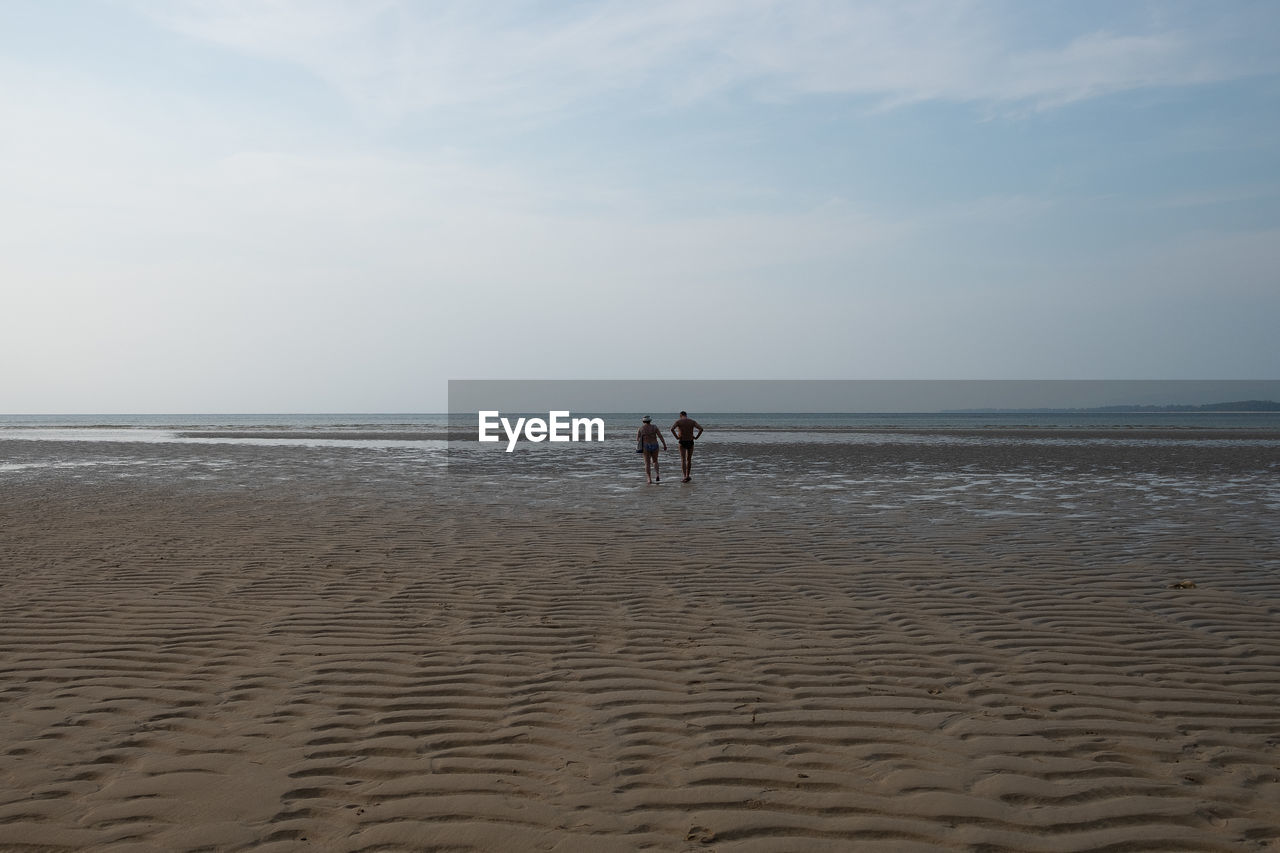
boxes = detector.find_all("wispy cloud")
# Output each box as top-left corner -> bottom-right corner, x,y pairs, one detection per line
4,1 -> 1276,405
133,0 -> 1276,122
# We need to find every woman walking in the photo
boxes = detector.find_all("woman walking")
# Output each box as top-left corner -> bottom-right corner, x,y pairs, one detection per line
636,415 -> 667,484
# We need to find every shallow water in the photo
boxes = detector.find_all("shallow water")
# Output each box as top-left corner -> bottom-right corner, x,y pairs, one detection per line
4,414 -> 1277,527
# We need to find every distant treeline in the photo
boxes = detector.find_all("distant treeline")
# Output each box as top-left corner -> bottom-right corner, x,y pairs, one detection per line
950,400 -> 1280,413
1089,400 -> 1280,412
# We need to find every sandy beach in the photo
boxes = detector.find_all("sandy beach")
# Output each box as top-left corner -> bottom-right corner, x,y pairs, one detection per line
2,434 -> 1278,851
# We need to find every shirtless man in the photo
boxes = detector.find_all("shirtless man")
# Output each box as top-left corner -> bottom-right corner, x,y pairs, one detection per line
670,411 -> 703,483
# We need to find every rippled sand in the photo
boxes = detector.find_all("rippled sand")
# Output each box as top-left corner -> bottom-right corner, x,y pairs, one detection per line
1,435 -> 1278,851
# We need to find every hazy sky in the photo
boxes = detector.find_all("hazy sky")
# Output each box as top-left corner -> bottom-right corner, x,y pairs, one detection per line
3,1 -> 1278,412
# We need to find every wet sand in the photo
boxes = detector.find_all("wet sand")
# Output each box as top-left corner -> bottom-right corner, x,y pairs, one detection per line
1,437 -> 1278,851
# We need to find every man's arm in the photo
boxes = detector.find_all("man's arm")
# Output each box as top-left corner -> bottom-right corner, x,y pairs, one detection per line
694,422 -> 704,439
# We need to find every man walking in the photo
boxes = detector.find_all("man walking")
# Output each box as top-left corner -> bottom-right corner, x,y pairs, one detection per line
670,411 -> 703,483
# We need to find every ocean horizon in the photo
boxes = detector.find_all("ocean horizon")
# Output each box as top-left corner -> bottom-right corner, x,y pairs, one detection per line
5,410 -> 1280,434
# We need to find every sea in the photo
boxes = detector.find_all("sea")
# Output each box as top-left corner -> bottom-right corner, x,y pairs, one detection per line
3,410 -> 1278,473
4,411 -> 1280,451
4,410 -> 1280,435
3,411 -> 1278,531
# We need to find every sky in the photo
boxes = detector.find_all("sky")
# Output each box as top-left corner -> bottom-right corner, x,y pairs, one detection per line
2,1 -> 1278,413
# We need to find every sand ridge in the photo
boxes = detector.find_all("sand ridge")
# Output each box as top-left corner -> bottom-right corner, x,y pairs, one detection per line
1,437 -> 1279,851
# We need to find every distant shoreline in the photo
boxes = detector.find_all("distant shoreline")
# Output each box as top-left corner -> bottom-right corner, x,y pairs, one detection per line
944,399 -> 1280,413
